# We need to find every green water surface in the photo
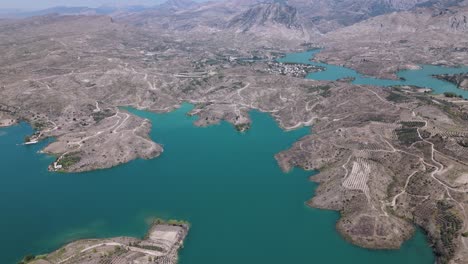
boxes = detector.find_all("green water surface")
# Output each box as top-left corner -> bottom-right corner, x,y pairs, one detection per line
0,104 -> 434,263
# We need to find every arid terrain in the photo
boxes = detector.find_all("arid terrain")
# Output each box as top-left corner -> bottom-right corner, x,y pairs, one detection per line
22,220 -> 189,264
1,0 -> 468,263
315,4 -> 468,79
435,73 -> 468,90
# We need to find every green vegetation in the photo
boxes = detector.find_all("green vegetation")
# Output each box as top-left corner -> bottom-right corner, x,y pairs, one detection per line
395,127 -> 420,145
57,248 -> 66,257
151,218 -> 190,227
436,200 -> 463,262
443,92 -> 462,98
400,121 -> 426,128
114,245 -> 124,253
457,139 -> 468,148
235,123 -> 250,132
167,219 -> 190,226
304,85 -> 331,97
92,109 -> 114,123
317,85 -> 332,97
441,104 -> 464,120
205,59 -> 218,66
18,255 -> 35,264
57,153 -> 81,169
17,254 -> 46,264
386,92 -> 408,103
140,244 -> 165,252
32,121 -> 46,130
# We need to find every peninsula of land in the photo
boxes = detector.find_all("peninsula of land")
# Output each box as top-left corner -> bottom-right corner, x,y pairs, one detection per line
21,220 -> 189,264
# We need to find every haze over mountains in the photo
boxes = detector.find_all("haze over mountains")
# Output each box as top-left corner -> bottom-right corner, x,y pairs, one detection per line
118,0 -> 467,50
2,0 -> 465,34
0,0 -> 166,10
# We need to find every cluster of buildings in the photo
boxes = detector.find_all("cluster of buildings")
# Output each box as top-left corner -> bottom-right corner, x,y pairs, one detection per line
265,62 -> 320,78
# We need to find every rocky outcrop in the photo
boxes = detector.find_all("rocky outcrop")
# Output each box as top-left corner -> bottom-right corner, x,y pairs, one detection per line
227,2 -> 302,32
449,13 -> 468,31
434,73 -> 468,89
286,0 -> 464,32
316,5 -> 468,79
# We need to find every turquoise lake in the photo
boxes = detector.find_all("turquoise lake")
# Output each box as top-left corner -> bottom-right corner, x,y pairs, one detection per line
279,50 -> 468,98
1,104 -> 433,264
4,50 -> 468,263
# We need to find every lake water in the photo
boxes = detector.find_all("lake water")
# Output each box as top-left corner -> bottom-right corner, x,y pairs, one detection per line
278,50 -> 468,98
5,49 -> 466,263
0,103 -> 434,264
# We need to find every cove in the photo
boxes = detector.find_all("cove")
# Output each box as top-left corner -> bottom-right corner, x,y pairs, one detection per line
0,103 -> 434,264
278,50 -> 468,98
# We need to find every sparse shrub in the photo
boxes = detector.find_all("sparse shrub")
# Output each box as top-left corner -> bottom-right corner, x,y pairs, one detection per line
443,92 -> 461,98
18,255 -> 35,264
57,153 -> 81,169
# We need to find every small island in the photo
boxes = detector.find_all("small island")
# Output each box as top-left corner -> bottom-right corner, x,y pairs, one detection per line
21,219 -> 189,264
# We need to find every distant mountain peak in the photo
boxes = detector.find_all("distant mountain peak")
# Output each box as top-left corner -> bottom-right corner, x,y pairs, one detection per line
159,0 -> 199,10
227,2 -> 302,32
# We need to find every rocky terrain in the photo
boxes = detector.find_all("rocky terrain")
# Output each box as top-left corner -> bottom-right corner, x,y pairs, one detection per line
286,0 -> 464,32
435,73 -> 468,90
22,220 -> 189,264
227,2 -> 302,31
315,4 -> 468,79
275,85 -> 468,263
1,0 -> 468,263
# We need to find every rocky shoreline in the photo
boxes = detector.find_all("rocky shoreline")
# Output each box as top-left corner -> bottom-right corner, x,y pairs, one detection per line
274,85 -> 468,263
434,73 -> 468,90
22,219 -> 190,264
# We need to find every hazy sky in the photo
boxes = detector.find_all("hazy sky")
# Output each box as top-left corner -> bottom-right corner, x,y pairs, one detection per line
0,0 -> 192,10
